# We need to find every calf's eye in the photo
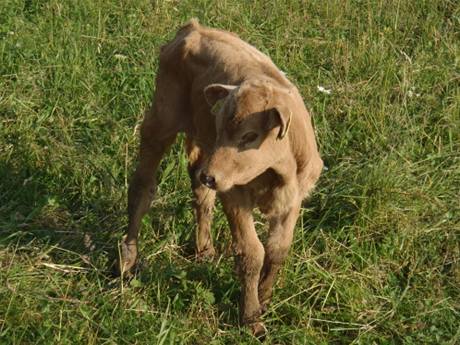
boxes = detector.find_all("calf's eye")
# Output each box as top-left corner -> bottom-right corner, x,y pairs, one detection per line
241,131 -> 258,144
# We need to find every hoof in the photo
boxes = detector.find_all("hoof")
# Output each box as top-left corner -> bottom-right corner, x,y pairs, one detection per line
258,295 -> 272,315
250,322 -> 267,340
195,246 -> 216,261
113,238 -> 138,276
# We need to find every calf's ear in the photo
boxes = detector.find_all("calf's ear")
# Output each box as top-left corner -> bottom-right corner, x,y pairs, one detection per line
204,84 -> 237,108
269,105 -> 292,140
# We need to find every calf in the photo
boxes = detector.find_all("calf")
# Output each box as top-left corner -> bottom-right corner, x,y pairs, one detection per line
117,19 -> 323,337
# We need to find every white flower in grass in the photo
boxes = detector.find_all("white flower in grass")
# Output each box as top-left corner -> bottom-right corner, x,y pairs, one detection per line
407,87 -> 420,98
317,85 -> 332,95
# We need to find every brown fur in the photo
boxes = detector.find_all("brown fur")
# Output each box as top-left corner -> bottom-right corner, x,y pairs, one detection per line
117,19 -> 323,337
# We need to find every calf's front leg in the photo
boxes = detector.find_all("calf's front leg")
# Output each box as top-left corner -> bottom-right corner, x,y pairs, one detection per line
221,193 -> 266,337
186,140 -> 216,259
258,203 -> 300,310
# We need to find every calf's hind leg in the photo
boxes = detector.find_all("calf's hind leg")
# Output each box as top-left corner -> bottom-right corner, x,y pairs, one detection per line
116,68 -> 188,275
116,111 -> 178,275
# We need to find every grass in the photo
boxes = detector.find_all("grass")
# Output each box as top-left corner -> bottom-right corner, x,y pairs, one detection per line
0,0 -> 459,343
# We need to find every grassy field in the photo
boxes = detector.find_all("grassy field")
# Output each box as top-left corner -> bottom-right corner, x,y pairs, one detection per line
1,0 -> 459,343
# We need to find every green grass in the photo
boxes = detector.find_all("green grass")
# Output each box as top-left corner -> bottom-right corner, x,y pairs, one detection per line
1,0 -> 459,343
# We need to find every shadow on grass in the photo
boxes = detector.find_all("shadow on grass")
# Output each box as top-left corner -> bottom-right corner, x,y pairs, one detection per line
0,158 -> 120,280
0,155 -> 243,329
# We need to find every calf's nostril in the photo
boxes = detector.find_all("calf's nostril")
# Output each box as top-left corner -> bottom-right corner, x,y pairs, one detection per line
200,172 -> 216,189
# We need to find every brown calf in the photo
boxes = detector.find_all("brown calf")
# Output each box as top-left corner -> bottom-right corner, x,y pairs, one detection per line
117,19 -> 323,337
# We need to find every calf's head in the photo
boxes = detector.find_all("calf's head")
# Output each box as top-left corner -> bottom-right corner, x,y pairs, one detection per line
200,79 -> 293,192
